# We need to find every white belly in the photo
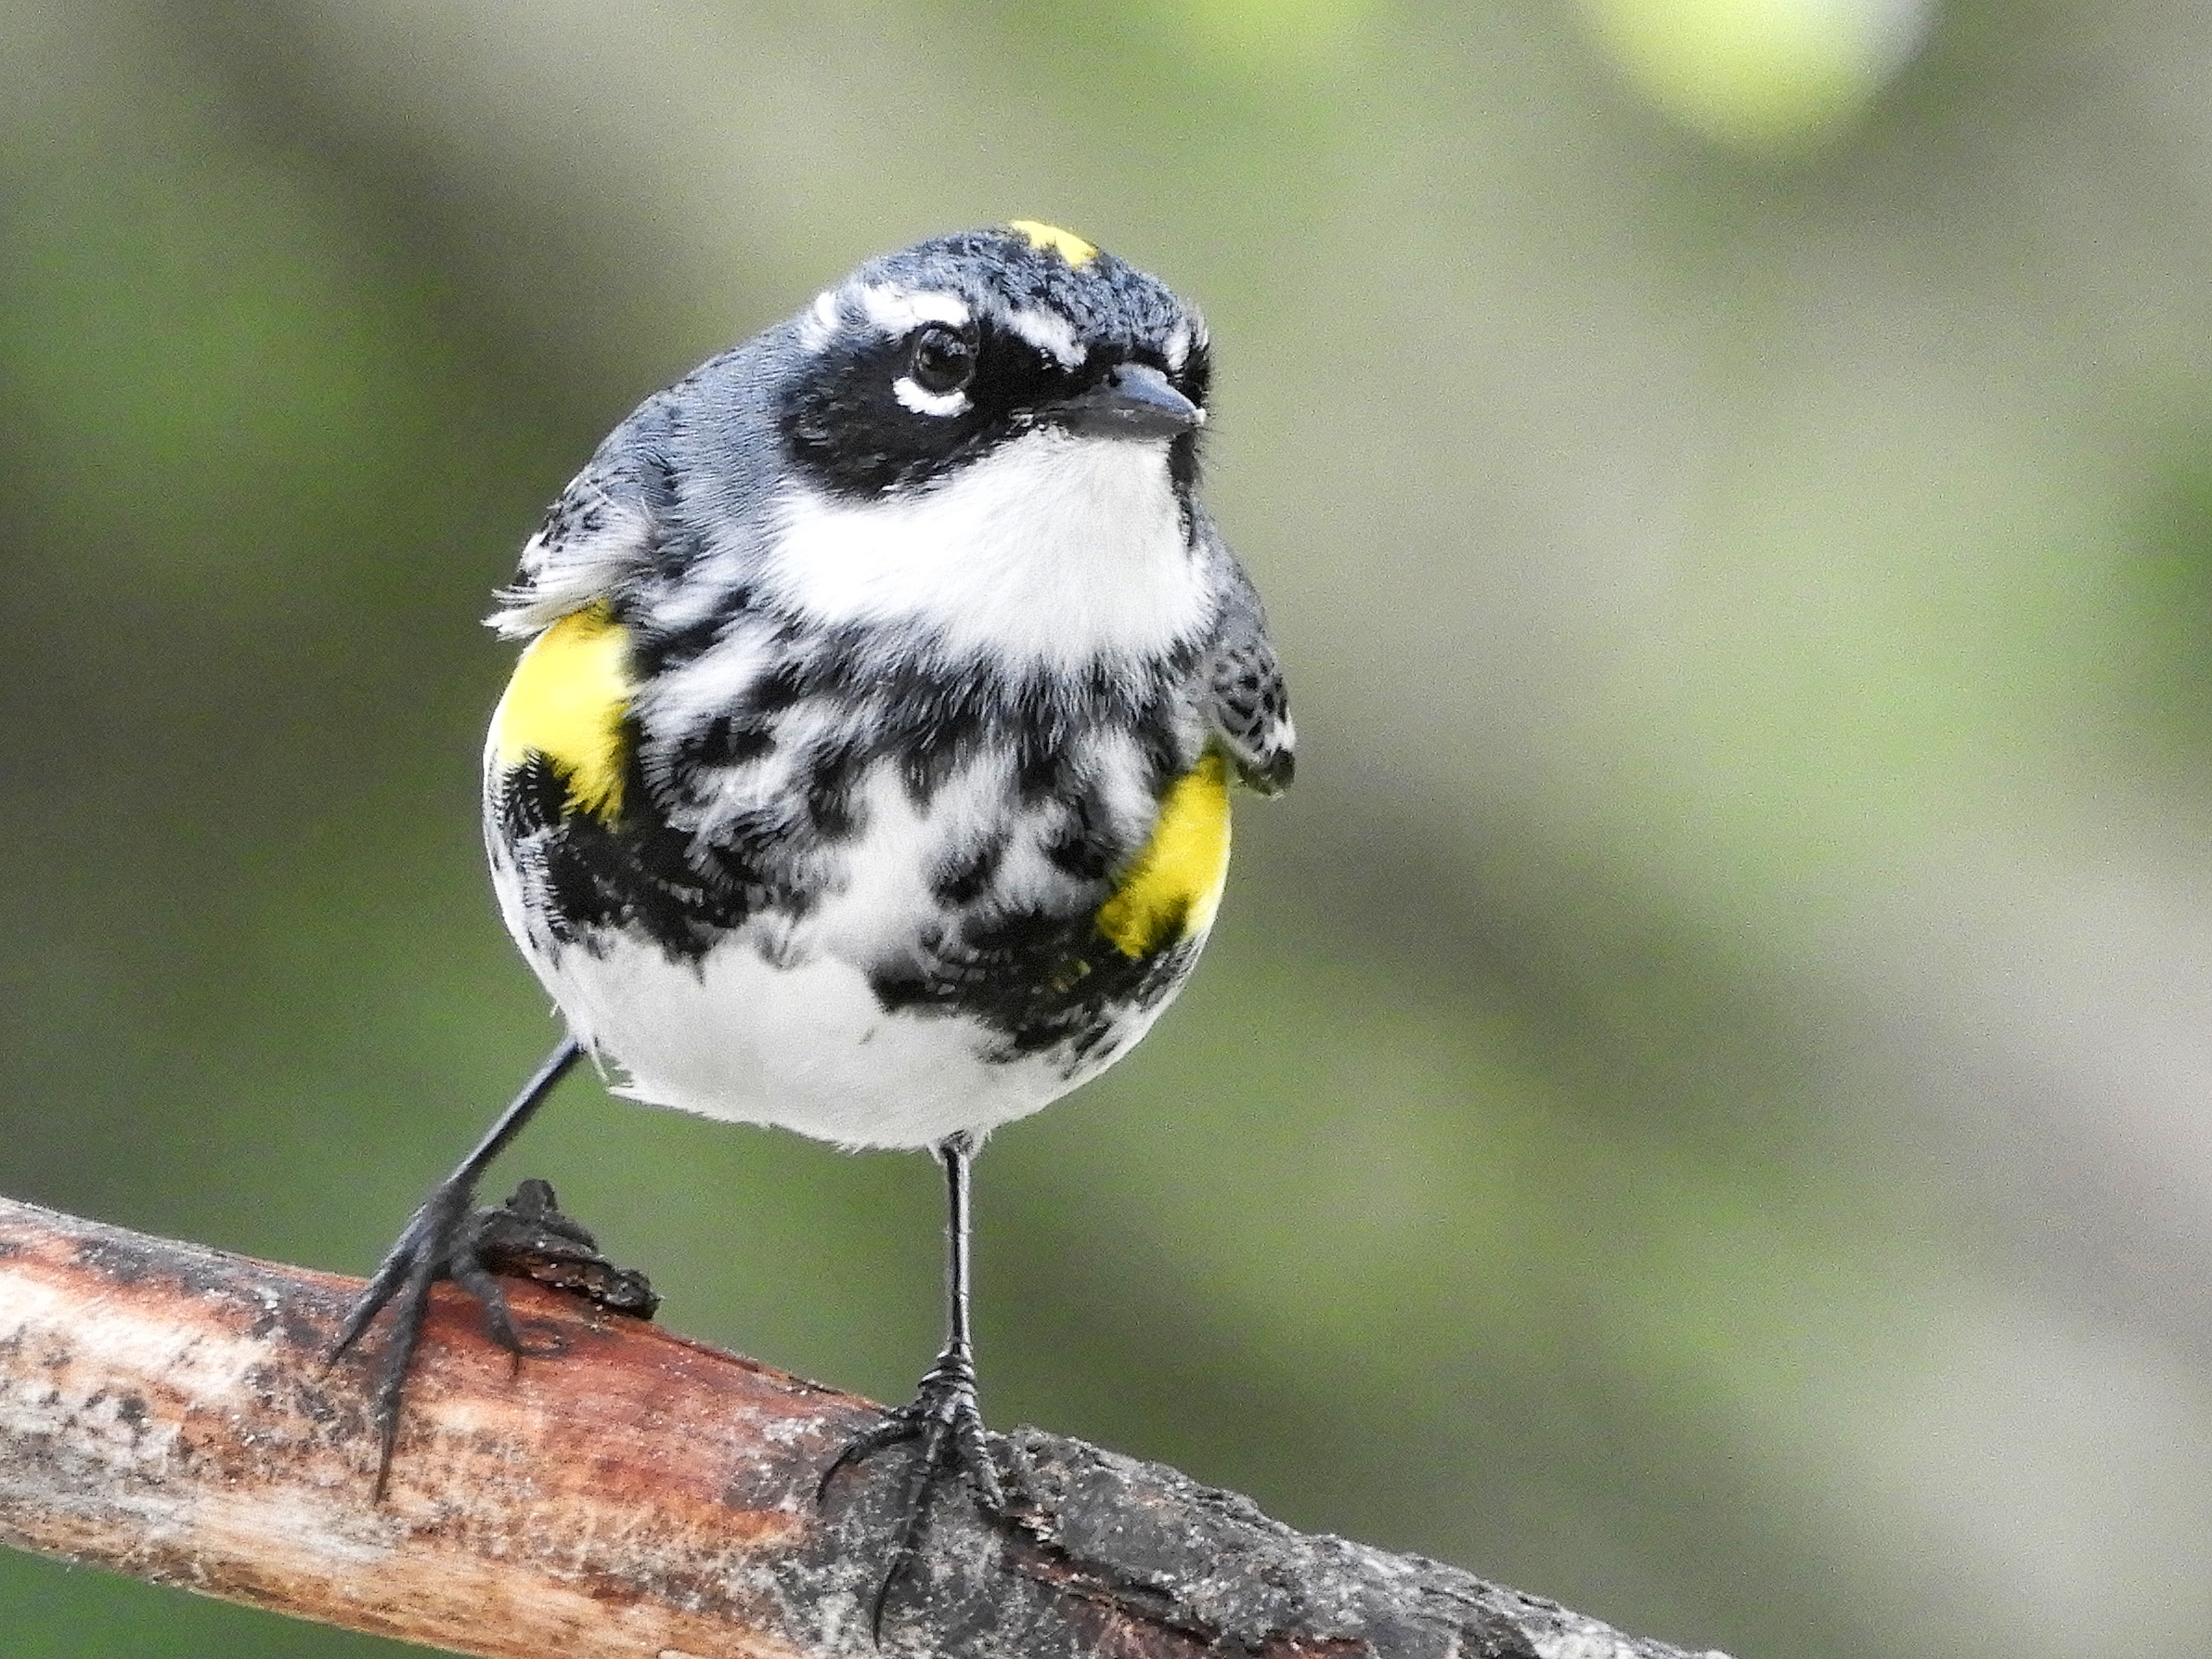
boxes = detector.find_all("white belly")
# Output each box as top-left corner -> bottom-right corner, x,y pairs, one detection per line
524,928 -> 1100,1149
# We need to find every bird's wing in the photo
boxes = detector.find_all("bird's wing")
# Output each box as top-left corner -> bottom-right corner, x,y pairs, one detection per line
489,409 -> 676,640
1197,549 -> 1295,797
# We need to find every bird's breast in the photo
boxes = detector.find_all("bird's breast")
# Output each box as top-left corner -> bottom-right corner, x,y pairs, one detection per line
486,597 -> 1224,1063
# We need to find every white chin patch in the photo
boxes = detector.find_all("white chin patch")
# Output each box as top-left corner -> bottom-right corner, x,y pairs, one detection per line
759,431 -> 1209,667
892,375 -> 969,418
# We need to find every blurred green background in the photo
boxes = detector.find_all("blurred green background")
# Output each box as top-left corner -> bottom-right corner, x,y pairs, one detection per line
6,1 -> 2212,1654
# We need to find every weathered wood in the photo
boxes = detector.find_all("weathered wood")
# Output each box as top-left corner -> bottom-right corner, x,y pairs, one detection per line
0,1194 -> 1728,1659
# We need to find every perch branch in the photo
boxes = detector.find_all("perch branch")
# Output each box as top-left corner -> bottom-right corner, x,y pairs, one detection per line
0,1194 -> 1728,1659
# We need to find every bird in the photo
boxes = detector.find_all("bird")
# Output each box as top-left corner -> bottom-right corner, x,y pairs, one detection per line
331,220 -> 1294,1622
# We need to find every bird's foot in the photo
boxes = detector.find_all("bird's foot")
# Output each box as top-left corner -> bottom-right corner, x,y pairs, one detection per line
475,1178 -> 660,1318
330,1177 -> 655,1496
819,1348 -> 1004,1640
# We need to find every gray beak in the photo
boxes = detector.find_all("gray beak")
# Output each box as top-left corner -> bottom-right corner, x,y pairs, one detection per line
1048,361 -> 1204,440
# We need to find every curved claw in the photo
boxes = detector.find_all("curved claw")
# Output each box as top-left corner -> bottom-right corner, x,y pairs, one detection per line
819,1352 -> 1003,1642
329,1181 -> 518,1497
330,1177 -> 650,1498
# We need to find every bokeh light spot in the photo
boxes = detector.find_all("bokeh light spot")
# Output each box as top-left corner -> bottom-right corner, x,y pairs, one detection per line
1574,0 -> 1934,149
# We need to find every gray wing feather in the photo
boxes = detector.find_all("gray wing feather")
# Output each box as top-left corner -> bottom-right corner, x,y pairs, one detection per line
489,336 -> 796,641
1197,528 -> 1295,796
488,408 -> 673,639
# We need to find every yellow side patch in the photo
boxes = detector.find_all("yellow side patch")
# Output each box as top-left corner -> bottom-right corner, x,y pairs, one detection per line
1096,753 -> 1232,958
1006,219 -> 1100,268
491,604 -> 632,822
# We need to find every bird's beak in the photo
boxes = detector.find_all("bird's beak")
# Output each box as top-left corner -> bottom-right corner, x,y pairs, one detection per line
1047,361 -> 1204,440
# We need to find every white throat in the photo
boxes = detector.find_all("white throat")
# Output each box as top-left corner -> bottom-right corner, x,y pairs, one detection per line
758,433 -> 1209,667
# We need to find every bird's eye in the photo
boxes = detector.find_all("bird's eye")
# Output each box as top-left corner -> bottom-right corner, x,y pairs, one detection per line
908,324 -> 977,397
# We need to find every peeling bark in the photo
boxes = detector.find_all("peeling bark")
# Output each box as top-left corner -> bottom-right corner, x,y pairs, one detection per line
0,1195 -> 1730,1659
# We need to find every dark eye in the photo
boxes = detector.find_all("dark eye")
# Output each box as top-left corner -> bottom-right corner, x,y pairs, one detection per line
908,324 -> 977,396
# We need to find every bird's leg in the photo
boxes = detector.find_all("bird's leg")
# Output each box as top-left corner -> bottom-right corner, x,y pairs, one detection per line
330,1038 -> 639,1496
819,1132 -> 1003,1639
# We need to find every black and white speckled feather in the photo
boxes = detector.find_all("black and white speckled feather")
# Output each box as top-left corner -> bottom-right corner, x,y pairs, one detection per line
484,226 -> 1291,1149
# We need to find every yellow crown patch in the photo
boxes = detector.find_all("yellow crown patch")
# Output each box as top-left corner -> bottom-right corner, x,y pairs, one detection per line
1006,220 -> 1099,268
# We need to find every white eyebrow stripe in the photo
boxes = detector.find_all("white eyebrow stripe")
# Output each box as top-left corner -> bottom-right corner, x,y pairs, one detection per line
1005,305 -> 1085,367
1163,324 -> 1191,372
796,289 -> 841,351
856,283 -> 971,335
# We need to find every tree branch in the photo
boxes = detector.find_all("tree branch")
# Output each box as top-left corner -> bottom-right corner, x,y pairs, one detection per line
0,1194 -> 1728,1659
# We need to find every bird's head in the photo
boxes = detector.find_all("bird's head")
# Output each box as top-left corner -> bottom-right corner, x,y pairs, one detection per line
773,222 -> 1211,502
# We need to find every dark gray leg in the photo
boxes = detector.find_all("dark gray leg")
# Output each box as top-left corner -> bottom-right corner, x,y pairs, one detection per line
330,1038 -> 585,1494
819,1132 -> 1003,1639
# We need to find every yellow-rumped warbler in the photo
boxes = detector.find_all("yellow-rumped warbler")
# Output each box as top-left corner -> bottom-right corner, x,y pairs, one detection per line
334,221 -> 1293,1616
